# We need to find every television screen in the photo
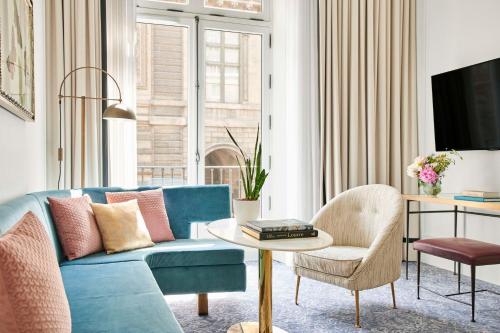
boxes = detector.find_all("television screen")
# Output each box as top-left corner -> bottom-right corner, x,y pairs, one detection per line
431,57 -> 500,151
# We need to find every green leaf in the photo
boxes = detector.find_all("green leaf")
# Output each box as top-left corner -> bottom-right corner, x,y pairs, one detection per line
252,125 -> 259,172
226,127 -> 246,159
236,155 -> 249,198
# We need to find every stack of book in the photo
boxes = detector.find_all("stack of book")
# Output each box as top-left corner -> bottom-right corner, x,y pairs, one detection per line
454,190 -> 500,202
241,219 -> 318,240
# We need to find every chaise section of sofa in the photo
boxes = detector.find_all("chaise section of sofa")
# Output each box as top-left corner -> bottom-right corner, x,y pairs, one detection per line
0,185 -> 246,333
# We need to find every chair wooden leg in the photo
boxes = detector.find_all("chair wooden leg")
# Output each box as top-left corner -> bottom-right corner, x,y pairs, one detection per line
295,275 -> 301,305
354,290 -> 361,328
198,293 -> 208,316
390,282 -> 397,309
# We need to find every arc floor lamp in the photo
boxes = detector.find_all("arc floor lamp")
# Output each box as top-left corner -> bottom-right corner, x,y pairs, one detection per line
57,66 -> 136,189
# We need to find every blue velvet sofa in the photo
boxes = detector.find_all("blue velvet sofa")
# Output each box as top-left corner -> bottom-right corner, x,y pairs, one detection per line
0,185 -> 246,333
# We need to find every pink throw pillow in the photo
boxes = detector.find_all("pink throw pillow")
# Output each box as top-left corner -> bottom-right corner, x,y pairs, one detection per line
105,189 -> 175,242
0,212 -> 71,333
48,195 -> 103,260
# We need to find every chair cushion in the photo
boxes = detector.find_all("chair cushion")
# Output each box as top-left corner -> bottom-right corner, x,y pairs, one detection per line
61,261 -> 183,333
48,195 -> 103,260
91,200 -> 154,254
294,246 -> 368,277
106,189 -> 175,242
0,212 -> 71,333
414,237 -> 500,266
60,238 -> 244,268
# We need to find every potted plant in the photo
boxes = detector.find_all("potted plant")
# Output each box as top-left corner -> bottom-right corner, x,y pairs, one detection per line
406,151 -> 461,196
226,126 -> 268,225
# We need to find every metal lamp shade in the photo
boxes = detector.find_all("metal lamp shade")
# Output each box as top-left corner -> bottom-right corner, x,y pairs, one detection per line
103,103 -> 136,120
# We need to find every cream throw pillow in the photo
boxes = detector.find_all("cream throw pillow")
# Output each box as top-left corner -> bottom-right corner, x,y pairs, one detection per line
90,199 -> 154,254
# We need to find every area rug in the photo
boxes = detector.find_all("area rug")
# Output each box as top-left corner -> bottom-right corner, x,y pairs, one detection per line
166,261 -> 500,332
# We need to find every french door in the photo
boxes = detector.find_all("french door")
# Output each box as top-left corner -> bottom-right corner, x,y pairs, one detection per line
135,15 -> 271,215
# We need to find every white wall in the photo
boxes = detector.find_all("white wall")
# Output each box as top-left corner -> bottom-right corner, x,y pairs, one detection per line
0,2 -> 46,202
417,0 -> 500,285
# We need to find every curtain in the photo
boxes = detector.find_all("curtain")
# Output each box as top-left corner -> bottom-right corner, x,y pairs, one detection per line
105,0 -> 137,187
46,0 -> 102,189
319,0 -> 418,202
271,0 -> 321,222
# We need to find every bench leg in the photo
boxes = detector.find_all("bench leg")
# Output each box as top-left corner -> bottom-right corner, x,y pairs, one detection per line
198,293 -> 208,316
417,251 -> 421,300
457,263 -> 461,293
471,265 -> 476,322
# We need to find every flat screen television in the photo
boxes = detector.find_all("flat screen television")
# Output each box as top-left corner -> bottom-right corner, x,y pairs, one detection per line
431,57 -> 500,151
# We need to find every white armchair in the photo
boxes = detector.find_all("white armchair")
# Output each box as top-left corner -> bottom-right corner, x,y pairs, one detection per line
294,184 -> 403,328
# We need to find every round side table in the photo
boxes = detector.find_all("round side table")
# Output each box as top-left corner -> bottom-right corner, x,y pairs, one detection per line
207,218 -> 333,333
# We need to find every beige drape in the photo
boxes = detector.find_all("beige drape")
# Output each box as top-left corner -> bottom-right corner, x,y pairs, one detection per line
46,0 -> 102,189
319,0 -> 418,202
105,0 -> 138,187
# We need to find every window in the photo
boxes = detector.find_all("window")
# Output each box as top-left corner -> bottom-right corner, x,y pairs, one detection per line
136,8 -> 270,218
205,30 -> 242,103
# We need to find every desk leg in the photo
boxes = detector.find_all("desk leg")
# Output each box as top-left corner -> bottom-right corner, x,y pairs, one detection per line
453,205 -> 458,275
228,250 -> 286,333
406,200 -> 410,280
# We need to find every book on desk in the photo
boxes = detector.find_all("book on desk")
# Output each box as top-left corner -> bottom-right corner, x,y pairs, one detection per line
455,191 -> 500,202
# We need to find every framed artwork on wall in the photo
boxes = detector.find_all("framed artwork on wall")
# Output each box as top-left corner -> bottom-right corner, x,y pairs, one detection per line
0,0 -> 35,121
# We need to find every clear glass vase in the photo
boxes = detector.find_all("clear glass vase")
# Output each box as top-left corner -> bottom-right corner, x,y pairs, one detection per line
421,181 -> 442,196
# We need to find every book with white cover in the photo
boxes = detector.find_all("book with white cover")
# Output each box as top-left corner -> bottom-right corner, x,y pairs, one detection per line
461,190 -> 500,199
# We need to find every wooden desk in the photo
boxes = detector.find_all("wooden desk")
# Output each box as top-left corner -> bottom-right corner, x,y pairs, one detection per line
402,194 -> 500,279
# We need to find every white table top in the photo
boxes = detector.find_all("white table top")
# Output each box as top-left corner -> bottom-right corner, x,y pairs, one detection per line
207,218 -> 333,252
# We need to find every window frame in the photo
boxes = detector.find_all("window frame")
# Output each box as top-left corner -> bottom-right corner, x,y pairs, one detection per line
137,0 -> 271,22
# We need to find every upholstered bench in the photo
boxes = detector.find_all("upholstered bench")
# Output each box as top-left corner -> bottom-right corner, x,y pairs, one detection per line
0,185 -> 246,333
414,237 -> 500,322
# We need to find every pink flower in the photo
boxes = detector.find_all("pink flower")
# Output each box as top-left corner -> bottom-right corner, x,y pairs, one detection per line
418,165 -> 439,184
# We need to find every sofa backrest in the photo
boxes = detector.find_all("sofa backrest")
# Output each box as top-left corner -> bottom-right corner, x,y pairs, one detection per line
0,185 -> 231,263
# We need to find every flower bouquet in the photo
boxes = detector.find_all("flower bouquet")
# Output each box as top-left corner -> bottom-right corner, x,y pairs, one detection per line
407,151 -> 461,196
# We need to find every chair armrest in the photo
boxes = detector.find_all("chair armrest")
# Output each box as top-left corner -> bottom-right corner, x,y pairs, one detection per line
347,214 -> 403,290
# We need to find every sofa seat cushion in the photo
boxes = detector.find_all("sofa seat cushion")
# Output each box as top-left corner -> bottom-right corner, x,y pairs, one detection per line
61,261 -> 183,333
294,246 -> 368,278
60,238 -> 244,268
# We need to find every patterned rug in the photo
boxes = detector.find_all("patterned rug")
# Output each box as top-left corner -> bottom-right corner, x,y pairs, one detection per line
166,261 -> 500,332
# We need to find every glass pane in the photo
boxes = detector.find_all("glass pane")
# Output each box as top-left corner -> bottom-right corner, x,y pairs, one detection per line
204,30 -> 262,200
224,84 -> 239,103
206,65 -> 221,102
206,30 -> 221,43
224,48 -> 239,64
136,23 -> 189,186
206,46 -> 221,62
224,32 -> 240,45
204,0 -> 262,13
152,0 -> 189,4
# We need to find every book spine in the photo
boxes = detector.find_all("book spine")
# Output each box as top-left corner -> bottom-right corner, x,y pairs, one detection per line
454,196 -> 485,202
257,225 -> 314,233
258,230 -> 318,240
462,191 -> 500,198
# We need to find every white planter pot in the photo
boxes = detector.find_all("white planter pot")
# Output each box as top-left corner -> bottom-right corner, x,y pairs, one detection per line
233,199 -> 260,226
